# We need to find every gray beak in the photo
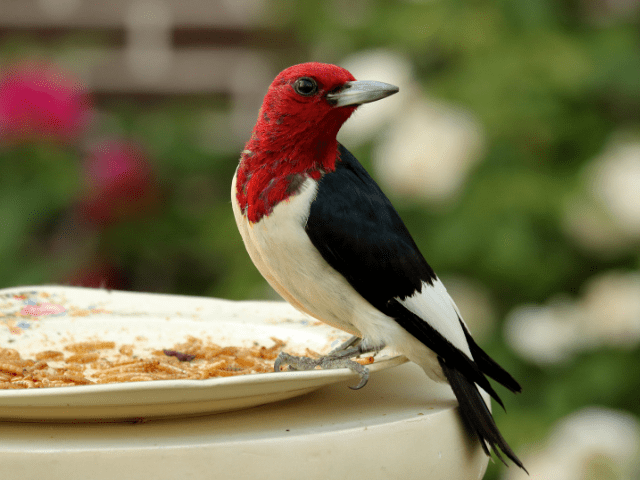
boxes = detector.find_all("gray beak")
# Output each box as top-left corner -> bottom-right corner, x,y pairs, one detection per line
326,80 -> 399,107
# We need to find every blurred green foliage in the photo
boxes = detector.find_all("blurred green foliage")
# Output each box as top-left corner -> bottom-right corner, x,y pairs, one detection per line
1,1 -> 639,477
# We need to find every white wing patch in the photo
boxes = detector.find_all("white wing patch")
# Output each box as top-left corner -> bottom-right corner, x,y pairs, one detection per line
396,277 -> 473,358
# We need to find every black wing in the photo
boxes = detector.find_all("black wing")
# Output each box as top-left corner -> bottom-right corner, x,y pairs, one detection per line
305,144 -> 525,470
306,143 -> 437,309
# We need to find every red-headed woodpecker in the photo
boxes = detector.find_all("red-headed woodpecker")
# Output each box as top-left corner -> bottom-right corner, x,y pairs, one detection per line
232,62 -> 526,471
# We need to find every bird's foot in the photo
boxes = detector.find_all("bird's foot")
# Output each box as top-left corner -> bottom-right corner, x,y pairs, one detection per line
274,351 -> 370,390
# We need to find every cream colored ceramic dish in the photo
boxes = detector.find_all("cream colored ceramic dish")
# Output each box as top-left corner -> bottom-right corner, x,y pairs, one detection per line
0,286 -> 406,421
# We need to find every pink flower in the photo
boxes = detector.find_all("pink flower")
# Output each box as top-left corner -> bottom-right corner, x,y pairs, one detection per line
78,141 -> 160,226
0,60 -> 92,144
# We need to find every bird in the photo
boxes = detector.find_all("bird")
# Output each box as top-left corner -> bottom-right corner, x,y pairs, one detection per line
231,62 -> 526,471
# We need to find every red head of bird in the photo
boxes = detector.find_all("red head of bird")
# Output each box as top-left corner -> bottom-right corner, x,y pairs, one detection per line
236,62 -> 398,223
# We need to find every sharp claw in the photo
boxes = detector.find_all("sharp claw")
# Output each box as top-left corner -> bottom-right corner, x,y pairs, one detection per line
349,371 -> 369,390
347,364 -> 369,390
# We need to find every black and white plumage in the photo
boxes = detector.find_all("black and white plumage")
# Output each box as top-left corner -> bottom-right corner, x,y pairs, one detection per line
231,62 -> 525,471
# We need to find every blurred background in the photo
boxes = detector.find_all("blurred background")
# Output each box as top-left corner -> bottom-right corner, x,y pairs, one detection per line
1,0 -> 639,477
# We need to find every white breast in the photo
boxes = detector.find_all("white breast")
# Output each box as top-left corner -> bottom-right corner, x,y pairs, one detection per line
231,168 -> 450,382
232,171 -> 359,334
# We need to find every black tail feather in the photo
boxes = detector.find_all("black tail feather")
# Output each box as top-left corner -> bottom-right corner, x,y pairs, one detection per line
390,306 -> 510,411
439,356 -> 528,473
460,319 -> 522,394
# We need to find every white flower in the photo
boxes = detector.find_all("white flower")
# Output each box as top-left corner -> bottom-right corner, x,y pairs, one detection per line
562,133 -> 640,255
372,98 -> 484,203
504,301 -> 581,365
503,407 -> 640,480
505,270 -> 640,364
579,271 -> 640,349
561,195 -> 633,255
592,137 -> 640,236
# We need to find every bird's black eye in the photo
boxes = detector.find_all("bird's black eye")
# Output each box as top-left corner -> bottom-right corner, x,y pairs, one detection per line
293,77 -> 318,96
